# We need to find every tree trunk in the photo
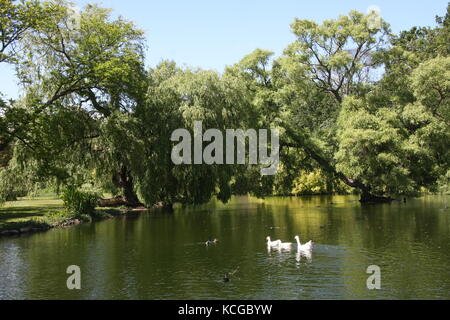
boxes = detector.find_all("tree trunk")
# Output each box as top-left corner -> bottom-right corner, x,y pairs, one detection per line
360,191 -> 393,204
97,195 -> 129,207
119,166 -> 141,206
334,174 -> 393,203
101,165 -> 143,208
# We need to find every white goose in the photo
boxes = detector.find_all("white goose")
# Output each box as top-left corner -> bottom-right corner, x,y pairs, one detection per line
278,241 -> 293,250
295,235 -> 313,251
266,236 -> 281,248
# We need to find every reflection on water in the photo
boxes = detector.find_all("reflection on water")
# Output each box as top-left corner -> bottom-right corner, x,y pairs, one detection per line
0,195 -> 449,299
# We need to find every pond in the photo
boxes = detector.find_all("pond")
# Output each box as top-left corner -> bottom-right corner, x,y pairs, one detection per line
0,195 -> 449,300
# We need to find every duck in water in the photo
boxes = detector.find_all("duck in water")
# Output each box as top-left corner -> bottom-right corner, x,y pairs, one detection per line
205,238 -> 219,246
223,267 -> 239,283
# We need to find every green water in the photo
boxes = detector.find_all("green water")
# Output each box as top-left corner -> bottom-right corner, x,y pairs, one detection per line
0,195 -> 449,300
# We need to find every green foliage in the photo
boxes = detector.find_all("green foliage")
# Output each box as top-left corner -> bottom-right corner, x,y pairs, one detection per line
336,97 -> 410,194
1,0 -> 147,205
0,170 -> 27,202
0,156 -> 46,204
438,170 -> 450,194
133,62 -> 248,206
1,2 -> 449,206
291,169 -> 353,196
292,170 -> 329,195
0,0 -> 50,63
410,56 -> 450,123
334,55 -> 450,196
61,186 -> 98,217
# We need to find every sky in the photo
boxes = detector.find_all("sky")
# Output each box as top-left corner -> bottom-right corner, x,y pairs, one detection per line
1,0 -> 448,99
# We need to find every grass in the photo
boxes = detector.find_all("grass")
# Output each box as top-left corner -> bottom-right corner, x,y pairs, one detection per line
0,196 -> 63,230
0,195 -> 124,233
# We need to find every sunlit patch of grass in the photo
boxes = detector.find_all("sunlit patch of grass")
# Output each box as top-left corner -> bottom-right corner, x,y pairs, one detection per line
0,195 -> 125,232
0,197 -> 64,231
0,198 -> 63,219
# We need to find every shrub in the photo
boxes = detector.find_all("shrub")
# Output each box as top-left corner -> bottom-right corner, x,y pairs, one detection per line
291,169 -> 354,196
61,186 -> 99,217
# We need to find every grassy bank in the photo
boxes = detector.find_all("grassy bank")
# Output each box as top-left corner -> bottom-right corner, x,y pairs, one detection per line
0,196 -> 125,236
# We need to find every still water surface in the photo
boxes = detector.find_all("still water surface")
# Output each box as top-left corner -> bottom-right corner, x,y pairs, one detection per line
0,195 -> 449,300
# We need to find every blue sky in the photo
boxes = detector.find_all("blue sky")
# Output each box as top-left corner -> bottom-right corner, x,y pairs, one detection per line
1,0 -> 448,99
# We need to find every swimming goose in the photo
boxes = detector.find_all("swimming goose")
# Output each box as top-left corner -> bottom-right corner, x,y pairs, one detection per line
278,241 -> 293,250
295,235 -> 313,251
266,236 -> 281,248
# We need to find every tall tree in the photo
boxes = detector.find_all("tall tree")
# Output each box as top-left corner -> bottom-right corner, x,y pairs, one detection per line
135,61 -> 251,207
270,11 -> 392,201
1,1 -> 147,205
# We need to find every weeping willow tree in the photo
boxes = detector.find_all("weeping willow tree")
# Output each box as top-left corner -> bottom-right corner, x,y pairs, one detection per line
132,61 -> 260,207
1,1 -> 148,205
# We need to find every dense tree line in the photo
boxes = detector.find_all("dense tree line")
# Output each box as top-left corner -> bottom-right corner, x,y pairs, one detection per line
0,0 -> 449,206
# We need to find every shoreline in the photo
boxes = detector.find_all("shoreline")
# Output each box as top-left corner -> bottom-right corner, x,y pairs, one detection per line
0,207 -> 150,238
2,193 -> 448,238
